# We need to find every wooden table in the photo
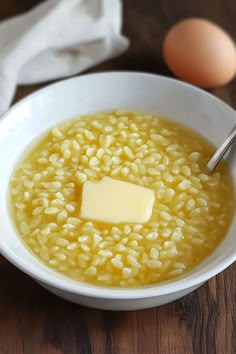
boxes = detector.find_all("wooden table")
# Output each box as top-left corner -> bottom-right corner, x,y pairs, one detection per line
1,1 -> 236,353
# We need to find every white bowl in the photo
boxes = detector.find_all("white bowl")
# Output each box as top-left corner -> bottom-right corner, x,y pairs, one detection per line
0,72 -> 236,311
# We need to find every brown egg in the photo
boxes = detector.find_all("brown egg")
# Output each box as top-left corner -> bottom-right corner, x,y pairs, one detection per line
163,18 -> 236,88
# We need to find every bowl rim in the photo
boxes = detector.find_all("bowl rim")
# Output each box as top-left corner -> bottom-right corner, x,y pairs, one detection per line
1,70 -> 236,300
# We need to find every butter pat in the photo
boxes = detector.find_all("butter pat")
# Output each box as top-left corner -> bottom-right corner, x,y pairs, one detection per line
80,177 -> 155,224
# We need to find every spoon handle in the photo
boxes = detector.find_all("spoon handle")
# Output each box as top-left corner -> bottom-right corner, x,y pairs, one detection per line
207,124 -> 236,172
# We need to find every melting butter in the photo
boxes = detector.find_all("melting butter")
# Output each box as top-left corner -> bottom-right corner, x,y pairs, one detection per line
80,177 -> 155,224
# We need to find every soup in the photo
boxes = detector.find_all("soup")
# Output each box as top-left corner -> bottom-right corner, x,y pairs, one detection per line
9,110 -> 235,287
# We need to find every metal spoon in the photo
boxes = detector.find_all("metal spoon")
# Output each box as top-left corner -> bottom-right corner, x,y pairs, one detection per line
207,124 -> 236,172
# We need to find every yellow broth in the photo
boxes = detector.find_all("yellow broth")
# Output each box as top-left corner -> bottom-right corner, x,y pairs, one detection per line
9,110 -> 235,287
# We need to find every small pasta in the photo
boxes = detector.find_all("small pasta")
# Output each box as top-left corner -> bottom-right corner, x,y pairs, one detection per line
9,110 -> 235,288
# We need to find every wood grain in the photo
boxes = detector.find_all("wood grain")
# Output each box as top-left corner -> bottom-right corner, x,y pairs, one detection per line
0,1 -> 236,353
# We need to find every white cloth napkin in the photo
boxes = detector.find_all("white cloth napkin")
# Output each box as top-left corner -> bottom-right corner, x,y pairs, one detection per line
0,0 -> 129,116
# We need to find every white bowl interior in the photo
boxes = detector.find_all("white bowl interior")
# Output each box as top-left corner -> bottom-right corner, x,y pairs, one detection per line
0,72 -> 236,298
